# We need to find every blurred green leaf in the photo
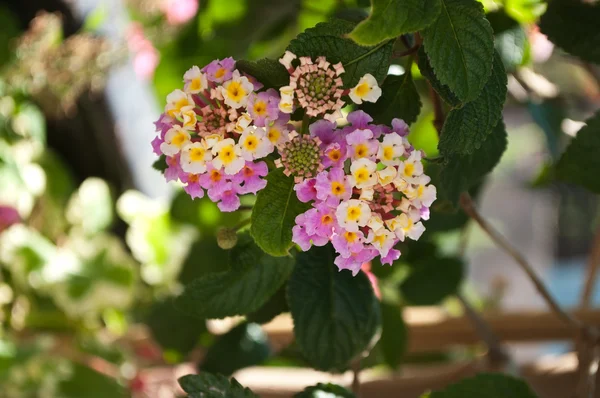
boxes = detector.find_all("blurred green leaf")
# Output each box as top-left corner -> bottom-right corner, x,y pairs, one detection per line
66,178 -> 113,235
348,0 -> 441,46
422,0 -> 494,103
246,284 -> 288,324
400,256 -> 464,305
487,11 -> 528,73
82,4 -> 108,32
152,155 -> 168,173
505,0 -> 546,24
179,372 -> 258,398
408,112 -> 439,157
556,112 -> 600,194
201,322 -> 271,375
295,383 -> 356,397
379,302 -> 407,369
59,363 -> 127,398
287,245 -> 381,371
426,373 -> 538,398
0,6 -> 20,67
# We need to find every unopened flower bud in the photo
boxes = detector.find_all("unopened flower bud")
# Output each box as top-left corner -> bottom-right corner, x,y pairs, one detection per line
217,227 -> 238,249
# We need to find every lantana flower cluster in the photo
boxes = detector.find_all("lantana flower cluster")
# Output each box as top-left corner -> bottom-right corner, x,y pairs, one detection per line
152,52 -> 436,272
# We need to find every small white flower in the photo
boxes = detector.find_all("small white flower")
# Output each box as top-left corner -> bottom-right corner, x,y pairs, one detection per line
348,158 -> 378,189
336,199 -> 372,232
160,125 -> 190,156
238,127 -> 273,161
212,138 -> 245,175
366,227 -> 396,257
220,70 -> 254,109
349,73 -> 382,104
180,105 -> 197,130
183,66 -> 208,94
377,133 -> 405,165
386,213 -> 425,242
279,51 -> 297,70
180,141 -> 212,174
397,150 -> 424,184
234,112 -> 253,134
165,89 -> 194,118
376,165 -> 397,186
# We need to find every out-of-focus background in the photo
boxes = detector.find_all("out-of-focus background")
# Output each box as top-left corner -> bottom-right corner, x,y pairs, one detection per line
0,0 -> 599,397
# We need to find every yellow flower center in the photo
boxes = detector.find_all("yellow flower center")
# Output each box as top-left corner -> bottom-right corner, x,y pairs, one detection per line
219,145 -> 236,164
321,214 -> 333,225
354,167 -> 370,184
267,128 -> 280,143
190,78 -> 203,92
210,170 -> 222,182
403,218 -> 413,232
189,147 -> 206,162
355,82 -> 370,98
243,166 -> 254,177
383,146 -> 394,161
417,185 -> 424,197
226,81 -> 246,102
253,101 -> 267,116
243,136 -> 258,151
188,174 -> 199,183
346,206 -> 362,221
172,132 -> 188,147
354,143 -> 368,158
168,98 -> 190,117
330,181 -> 345,196
373,234 -> 386,246
328,149 -> 341,161
215,68 -> 226,79
403,163 -> 415,177
344,231 -> 358,243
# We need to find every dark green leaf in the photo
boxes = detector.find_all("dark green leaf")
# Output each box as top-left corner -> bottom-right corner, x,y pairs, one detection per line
246,285 -> 289,324
348,0 -> 442,46
439,120 -> 507,205
179,372 -> 258,398
400,256 -> 464,305
556,112 -> 600,193
527,98 -> 565,160
422,0 -> 494,103
251,168 -> 310,257
145,298 -> 206,355
287,19 -> 394,86
175,237 -> 294,319
201,323 -> 271,376
361,69 -> 422,125
153,155 -> 168,172
438,51 -> 507,156
59,363 -> 127,398
379,302 -> 407,369
418,46 -> 462,108
295,383 -> 356,398
487,11 -> 529,73
0,6 -> 20,67
236,58 -> 290,90
287,245 -> 381,371
427,373 -> 538,398
539,0 -> 600,64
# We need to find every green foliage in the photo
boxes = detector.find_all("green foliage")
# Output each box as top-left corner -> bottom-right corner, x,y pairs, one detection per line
175,236 -> 294,319
59,363 -> 127,398
287,245 -> 381,371
348,0 -> 441,46
504,0 -> 546,24
418,46 -> 462,108
556,112 -> 600,193
287,19 -> 394,86
179,372 -> 258,398
422,0 -> 494,103
361,69 -> 422,125
236,58 -> 290,89
379,302 -> 407,369
439,120 -> 507,205
295,383 -> 356,397
487,10 -> 529,73
540,0 -> 600,64
426,373 -> 538,398
152,155 -> 168,172
0,6 -> 20,67
438,52 -> 507,156
246,285 -> 289,324
201,323 -> 271,375
400,256 -> 464,305
251,168 -> 310,257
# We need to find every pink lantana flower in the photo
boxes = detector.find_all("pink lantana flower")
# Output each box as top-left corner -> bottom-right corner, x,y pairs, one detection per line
233,161 -> 268,195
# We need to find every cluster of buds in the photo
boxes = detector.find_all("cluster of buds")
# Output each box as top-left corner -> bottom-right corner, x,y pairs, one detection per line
152,58 -> 290,211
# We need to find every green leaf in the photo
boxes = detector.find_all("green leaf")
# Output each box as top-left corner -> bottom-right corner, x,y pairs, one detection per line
236,58 -> 290,90
556,112 -> 600,194
0,6 -> 20,67
145,298 -> 206,355
487,11 -> 529,73
175,237 -> 294,319
439,120 -> 507,205
287,245 -> 381,371
427,373 -> 538,398
287,19 -> 394,86
201,323 -> 271,376
417,46 -> 462,108
348,0 -> 442,46
246,284 -> 289,324
438,51 -> 507,156
59,363 -> 127,398
422,0 -> 494,103
505,0 -> 546,25
251,168 -> 310,257
400,256 -> 464,305
295,383 -> 356,398
153,155 -> 168,172
539,0 -> 600,64
179,372 -> 258,398
361,69 -> 422,126
379,302 -> 407,369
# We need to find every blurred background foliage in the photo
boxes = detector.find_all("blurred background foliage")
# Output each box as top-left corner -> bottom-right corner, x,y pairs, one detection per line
0,0 -> 598,396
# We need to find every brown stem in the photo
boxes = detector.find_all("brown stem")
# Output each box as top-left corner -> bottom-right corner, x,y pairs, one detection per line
581,225 -> 600,309
459,192 -> 585,333
351,360 -> 361,397
429,85 -> 445,136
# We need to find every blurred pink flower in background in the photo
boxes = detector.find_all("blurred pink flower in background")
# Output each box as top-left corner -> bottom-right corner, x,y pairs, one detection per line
162,0 -> 199,26
529,25 -> 554,64
361,262 -> 381,300
127,23 -> 160,80
0,205 -> 20,232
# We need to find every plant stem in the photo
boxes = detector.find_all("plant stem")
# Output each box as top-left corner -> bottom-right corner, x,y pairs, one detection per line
351,360 -> 361,397
429,85 -> 445,136
459,192 -> 585,333
581,224 -> 600,309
